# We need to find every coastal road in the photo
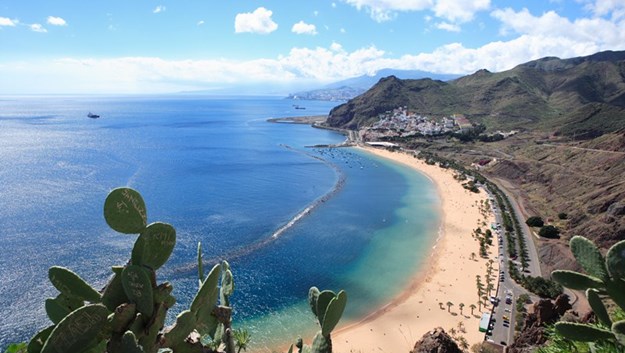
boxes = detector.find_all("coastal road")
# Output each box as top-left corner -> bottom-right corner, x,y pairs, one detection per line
492,180 -> 542,278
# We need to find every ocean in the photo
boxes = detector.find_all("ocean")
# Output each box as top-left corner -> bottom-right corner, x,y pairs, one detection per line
0,95 -> 440,350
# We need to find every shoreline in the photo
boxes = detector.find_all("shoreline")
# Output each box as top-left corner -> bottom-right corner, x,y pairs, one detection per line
333,146 -> 496,353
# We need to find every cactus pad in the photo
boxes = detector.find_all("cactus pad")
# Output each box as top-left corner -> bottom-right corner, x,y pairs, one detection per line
315,290 -> 336,327
27,326 -> 54,353
586,289 -> 612,327
104,188 -> 147,234
570,236 -> 609,281
321,290 -> 347,336
311,331 -> 332,353
551,270 -> 604,290
554,322 -> 614,341
131,222 -> 176,270
191,263 -> 221,313
121,265 -> 154,318
40,304 -> 109,353
606,240 -> 625,280
308,287 -> 320,317
121,331 -> 143,353
613,320 -> 625,345
48,266 -> 101,303
101,268 -> 129,312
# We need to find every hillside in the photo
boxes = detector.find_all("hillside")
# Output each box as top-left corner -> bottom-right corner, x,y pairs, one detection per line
327,50 -> 625,136
325,50 -> 625,281
288,69 -> 459,102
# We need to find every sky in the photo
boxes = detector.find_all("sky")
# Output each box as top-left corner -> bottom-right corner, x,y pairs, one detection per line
1,0 -> 624,94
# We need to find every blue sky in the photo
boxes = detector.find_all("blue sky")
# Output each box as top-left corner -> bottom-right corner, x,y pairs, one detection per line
1,0 -> 624,94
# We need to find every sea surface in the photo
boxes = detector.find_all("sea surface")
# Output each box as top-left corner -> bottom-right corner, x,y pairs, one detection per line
0,95 -> 439,350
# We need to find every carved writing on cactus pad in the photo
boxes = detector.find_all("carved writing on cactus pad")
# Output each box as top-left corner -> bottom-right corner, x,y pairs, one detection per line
41,304 -> 108,353
122,189 -> 147,223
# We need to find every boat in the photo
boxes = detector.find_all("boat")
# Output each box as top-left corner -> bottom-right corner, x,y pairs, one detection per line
87,112 -> 100,119
293,105 -> 306,110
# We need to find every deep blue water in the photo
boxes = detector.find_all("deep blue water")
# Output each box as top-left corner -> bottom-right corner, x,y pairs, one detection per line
0,95 -> 439,350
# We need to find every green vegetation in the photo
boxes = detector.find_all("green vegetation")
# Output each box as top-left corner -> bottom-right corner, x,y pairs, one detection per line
11,188 -> 347,353
549,236 -> 625,349
526,216 -> 545,227
539,225 -> 561,239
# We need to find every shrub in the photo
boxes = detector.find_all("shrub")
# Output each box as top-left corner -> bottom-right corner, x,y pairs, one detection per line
526,216 -> 545,227
539,225 -> 560,238
558,213 -> 568,220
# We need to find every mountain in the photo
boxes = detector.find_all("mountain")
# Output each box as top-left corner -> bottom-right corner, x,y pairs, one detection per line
287,69 -> 459,101
327,50 -> 625,136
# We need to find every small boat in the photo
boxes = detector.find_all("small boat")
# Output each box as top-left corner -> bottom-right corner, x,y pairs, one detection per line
87,112 -> 100,119
293,105 -> 306,110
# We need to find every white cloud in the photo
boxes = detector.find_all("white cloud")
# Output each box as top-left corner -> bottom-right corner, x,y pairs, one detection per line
434,0 -> 490,23
582,0 -> 625,20
197,20 -> 205,26
30,24 -> 47,33
491,7 -> 625,50
436,21 -> 461,32
0,17 -> 18,26
332,2 -> 337,8
235,7 -> 278,34
330,42 -> 343,51
314,10 -> 320,16
342,0 -> 490,23
292,21 -> 318,35
153,5 -> 166,14
340,27 -> 346,33
47,16 -> 67,26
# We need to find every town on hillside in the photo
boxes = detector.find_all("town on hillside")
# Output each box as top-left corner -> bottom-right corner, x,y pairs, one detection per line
358,106 -> 517,142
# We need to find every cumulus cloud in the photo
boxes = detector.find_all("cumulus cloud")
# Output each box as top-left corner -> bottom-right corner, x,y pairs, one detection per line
30,24 -> 47,33
3,5 -> 625,94
582,0 -> 625,20
436,21 -> 461,32
433,0 -> 490,23
292,21 -> 318,35
47,16 -> 67,26
235,7 -> 278,34
0,17 -> 18,26
341,0 -> 490,23
491,7 -> 625,50
153,5 -> 166,14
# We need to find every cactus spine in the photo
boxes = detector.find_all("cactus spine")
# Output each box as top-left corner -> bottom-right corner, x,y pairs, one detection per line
551,236 -> 625,347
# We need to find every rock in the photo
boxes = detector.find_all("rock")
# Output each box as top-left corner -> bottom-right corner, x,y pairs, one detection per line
607,202 -> 625,217
410,327 -> 462,353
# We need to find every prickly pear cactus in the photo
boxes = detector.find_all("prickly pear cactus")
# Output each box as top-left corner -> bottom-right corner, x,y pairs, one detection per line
25,187 -> 247,353
551,236 -> 625,347
306,287 -> 348,353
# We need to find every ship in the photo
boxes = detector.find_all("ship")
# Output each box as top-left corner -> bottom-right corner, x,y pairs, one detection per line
87,112 -> 100,119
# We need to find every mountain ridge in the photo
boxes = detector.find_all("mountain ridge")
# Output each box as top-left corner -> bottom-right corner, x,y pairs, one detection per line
327,50 -> 625,138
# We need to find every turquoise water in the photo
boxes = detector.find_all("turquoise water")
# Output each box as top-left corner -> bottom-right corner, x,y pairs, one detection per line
0,96 -> 439,350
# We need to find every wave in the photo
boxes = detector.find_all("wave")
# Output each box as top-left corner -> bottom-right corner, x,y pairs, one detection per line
168,145 -> 346,276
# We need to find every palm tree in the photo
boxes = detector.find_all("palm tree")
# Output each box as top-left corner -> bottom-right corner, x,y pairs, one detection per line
477,300 -> 482,312
469,304 -> 476,315
470,252 -> 477,261
459,303 -> 465,315
233,328 -> 251,353
486,283 -> 494,296
439,302 -> 444,310
446,301 -> 454,312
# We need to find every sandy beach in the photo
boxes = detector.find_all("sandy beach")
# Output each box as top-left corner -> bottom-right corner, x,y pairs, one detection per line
333,146 -> 497,353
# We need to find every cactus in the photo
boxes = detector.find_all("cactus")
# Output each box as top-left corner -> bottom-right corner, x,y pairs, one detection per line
551,236 -> 625,347
48,266 -> 101,303
103,187 -> 147,234
131,222 -> 176,270
305,287 -> 348,353
24,187 -> 346,353
40,304 -> 109,353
